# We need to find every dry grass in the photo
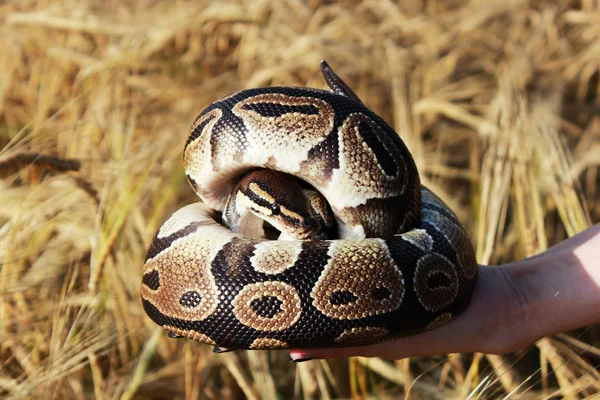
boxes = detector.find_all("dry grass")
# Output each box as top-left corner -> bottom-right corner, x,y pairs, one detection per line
1,0 -> 599,398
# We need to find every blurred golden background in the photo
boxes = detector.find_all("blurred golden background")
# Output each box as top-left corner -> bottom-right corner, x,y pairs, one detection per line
1,0 -> 599,398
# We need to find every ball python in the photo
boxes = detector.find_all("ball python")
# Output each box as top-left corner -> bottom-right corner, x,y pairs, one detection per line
141,61 -> 478,350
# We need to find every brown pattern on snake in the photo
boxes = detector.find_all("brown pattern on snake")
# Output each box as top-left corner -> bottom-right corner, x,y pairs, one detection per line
335,327 -> 389,345
185,108 -> 222,152
250,338 -> 289,349
232,281 -> 302,331
336,196 -> 410,238
164,326 -> 217,345
311,239 -> 405,320
249,241 -> 302,275
398,228 -> 434,252
232,94 -> 335,171
332,113 -> 406,203
218,237 -> 261,280
424,313 -> 453,331
413,254 -> 459,312
141,238 -> 221,322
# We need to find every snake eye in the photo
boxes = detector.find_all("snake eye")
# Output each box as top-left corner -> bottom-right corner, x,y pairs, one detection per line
179,291 -> 203,308
330,290 -> 358,305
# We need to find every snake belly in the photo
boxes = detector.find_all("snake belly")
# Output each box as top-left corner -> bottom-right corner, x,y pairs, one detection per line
140,61 -> 478,349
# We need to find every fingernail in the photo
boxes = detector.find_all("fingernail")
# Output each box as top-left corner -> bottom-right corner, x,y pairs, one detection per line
213,347 -> 235,354
289,357 -> 314,363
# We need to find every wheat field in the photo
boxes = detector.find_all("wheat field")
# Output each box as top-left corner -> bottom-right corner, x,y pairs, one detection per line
1,0 -> 599,398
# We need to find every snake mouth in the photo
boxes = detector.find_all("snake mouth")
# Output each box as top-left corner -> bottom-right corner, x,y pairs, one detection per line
262,220 -> 282,240
263,219 -> 335,241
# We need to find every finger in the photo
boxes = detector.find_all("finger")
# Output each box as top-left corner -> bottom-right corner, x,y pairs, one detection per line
290,340 -> 403,361
289,322 -> 469,361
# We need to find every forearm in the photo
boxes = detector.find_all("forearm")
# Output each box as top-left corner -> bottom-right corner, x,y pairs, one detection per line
505,224 -> 600,349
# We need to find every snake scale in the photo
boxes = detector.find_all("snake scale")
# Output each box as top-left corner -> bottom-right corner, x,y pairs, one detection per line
141,61 -> 478,349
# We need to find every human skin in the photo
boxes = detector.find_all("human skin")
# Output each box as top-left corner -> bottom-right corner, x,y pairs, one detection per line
288,224 -> 600,361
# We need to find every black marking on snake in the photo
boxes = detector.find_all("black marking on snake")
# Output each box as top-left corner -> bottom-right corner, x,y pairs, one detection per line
209,107 -> 249,167
357,119 -> 398,177
215,237 -> 260,281
427,273 -> 453,290
380,235 -> 440,331
185,113 -> 216,152
245,190 -> 280,215
145,221 -> 206,261
372,287 -> 392,301
250,296 -> 283,318
241,103 -> 320,118
422,220 -> 461,267
367,108 -> 416,172
142,269 -> 160,290
179,291 -> 203,308
250,205 -> 270,215
330,290 -> 358,305
304,132 -> 340,180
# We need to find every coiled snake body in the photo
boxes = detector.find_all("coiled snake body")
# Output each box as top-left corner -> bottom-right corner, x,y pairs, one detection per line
141,61 -> 478,349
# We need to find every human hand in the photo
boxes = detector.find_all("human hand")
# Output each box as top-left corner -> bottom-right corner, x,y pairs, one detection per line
289,224 -> 600,362
289,265 -> 523,361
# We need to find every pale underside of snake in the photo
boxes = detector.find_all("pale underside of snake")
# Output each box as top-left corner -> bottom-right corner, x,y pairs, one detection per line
141,61 -> 478,350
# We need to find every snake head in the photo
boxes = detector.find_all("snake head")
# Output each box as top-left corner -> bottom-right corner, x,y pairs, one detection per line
222,169 -> 334,241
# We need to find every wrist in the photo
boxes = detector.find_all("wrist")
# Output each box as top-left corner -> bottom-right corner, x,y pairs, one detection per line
503,225 -> 600,350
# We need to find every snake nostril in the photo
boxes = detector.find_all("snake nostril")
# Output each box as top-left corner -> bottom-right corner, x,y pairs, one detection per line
330,290 -> 358,305
250,295 -> 283,318
427,273 -> 452,290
